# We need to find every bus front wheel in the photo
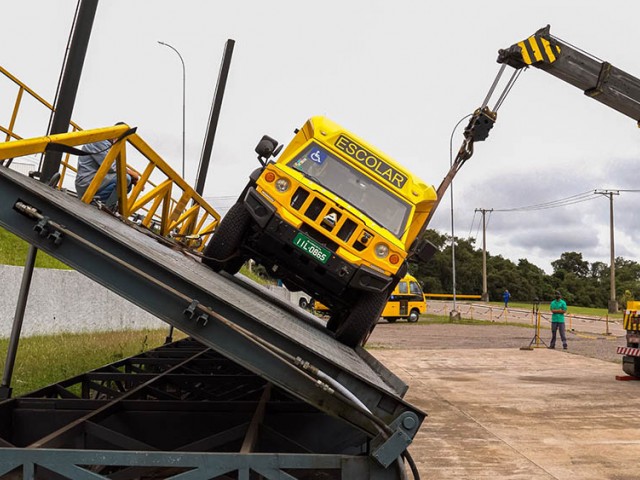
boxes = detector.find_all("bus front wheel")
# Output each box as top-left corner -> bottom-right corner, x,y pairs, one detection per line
202,202 -> 251,274
335,290 -> 387,348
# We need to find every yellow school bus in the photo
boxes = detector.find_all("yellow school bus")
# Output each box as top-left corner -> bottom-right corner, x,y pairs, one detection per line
381,274 -> 426,323
203,116 -> 436,347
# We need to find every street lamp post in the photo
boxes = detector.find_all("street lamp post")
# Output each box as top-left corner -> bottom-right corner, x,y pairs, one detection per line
158,41 -> 186,180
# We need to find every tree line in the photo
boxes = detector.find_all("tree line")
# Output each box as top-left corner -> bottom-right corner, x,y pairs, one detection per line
411,230 -> 640,308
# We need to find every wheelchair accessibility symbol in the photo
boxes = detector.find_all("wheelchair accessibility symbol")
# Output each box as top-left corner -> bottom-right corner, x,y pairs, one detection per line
309,149 -> 325,164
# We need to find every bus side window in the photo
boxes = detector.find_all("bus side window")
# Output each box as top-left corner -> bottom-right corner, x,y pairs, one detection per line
409,281 -> 422,295
397,281 -> 408,295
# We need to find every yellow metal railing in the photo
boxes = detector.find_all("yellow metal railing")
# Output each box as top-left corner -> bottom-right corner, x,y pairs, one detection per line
423,293 -> 482,299
0,126 -> 219,250
0,65 -> 82,143
0,65 -> 219,251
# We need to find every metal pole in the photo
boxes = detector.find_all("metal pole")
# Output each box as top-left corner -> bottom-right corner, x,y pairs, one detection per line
40,0 -> 99,183
0,246 -> 38,399
450,181 -> 459,320
157,40 -> 186,343
158,41 -> 186,180
445,115 -> 473,322
194,39 -> 235,197
595,189 -> 619,313
476,208 -> 492,302
608,192 -> 617,313
481,210 -> 487,300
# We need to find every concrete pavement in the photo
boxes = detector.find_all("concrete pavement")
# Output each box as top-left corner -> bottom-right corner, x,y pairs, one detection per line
374,347 -> 640,479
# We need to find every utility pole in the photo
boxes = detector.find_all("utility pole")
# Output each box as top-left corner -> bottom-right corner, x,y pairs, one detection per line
475,208 -> 493,302
595,189 -> 620,313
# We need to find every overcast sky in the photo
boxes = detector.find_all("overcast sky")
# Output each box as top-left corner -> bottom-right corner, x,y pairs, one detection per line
2,1 -> 640,274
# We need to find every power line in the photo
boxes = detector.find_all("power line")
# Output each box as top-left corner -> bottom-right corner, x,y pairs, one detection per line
468,209 -> 493,244
492,190 -> 597,212
468,187 -> 637,239
468,190 -> 597,242
206,195 -> 238,201
468,210 -> 478,239
485,209 -> 493,230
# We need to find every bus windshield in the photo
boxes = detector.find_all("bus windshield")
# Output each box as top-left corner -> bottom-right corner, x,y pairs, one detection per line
288,143 -> 411,237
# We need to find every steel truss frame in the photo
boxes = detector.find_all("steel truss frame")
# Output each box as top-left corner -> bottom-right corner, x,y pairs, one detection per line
0,339 -> 400,478
0,166 -> 424,478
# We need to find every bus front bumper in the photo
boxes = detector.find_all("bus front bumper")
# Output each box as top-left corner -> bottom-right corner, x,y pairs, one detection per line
242,187 -> 393,297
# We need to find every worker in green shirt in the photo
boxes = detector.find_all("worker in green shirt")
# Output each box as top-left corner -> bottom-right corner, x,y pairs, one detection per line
549,290 -> 568,349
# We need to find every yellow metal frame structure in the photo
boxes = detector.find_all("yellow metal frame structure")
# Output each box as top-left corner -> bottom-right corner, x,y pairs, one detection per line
423,293 -> 482,299
0,65 -> 83,143
0,65 -> 219,251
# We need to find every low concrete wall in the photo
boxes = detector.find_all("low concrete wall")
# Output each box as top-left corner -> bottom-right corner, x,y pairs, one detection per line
0,265 -> 165,338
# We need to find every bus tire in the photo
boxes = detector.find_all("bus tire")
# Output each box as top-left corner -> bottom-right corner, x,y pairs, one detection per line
224,256 -> 245,275
202,202 -> 251,274
326,313 -> 343,333
335,290 -> 387,348
622,355 -> 640,377
385,317 -> 397,323
299,298 -> 308,309
408,309 -> 420,323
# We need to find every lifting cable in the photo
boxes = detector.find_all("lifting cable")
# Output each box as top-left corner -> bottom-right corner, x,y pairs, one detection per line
421,64 -> 524,232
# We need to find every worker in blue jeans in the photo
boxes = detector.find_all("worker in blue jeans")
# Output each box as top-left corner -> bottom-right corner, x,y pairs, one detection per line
75,138 -> 139,209
549,290 -> 568,349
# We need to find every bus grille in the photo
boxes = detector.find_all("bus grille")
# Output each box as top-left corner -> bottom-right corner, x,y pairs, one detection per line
290,186 -> 372,252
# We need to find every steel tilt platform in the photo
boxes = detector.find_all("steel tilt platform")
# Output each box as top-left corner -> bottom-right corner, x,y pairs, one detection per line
0,166 -> 425,479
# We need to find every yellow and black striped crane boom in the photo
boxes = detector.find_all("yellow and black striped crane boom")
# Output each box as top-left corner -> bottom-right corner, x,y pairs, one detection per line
497,25 -> 640,126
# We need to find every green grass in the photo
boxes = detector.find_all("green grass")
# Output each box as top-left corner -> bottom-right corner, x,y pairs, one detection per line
0,228 -> 70,269
0,328 -> 183,397
238,265 -> 273,286
1,227 -> 275,286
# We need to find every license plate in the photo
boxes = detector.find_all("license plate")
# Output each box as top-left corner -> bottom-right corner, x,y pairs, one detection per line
292,233 -> 330,265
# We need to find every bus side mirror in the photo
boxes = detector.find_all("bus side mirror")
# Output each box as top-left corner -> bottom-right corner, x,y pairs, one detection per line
409,239 -> 437,264
255,135 -> 283,165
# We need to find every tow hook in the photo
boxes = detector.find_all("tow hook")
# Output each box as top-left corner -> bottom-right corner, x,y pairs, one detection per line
338,265 -> 351,278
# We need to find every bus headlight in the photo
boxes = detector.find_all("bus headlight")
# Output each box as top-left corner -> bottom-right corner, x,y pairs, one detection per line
275,178 -> 290,192
374,243 -> 389,259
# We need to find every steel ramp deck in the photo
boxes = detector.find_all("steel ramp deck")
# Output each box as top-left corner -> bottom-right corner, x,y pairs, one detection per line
0,166 -> 425,470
